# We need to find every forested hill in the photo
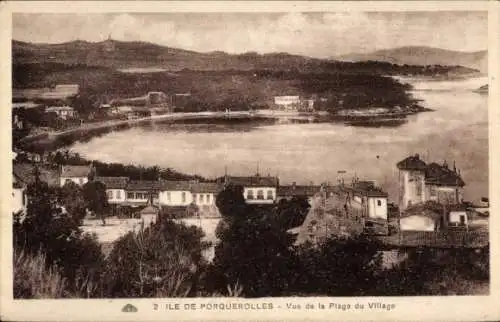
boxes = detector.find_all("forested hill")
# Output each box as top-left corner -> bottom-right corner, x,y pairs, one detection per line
13,40 -> 478,75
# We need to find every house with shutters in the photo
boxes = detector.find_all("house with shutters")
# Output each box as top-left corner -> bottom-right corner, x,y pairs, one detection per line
125,180 -> 162,207
158,180 -> 195,207
94,176 -> 129,205
224,174 -> 279,204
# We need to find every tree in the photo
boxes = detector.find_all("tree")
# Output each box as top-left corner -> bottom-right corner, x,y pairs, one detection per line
105,219 -> 208,297
272,197 -> 310,231
294,235 -> 384,296
208,185 -> 299,297
58,180 -> 86,225
82,181 -> 108,226
13,174 -> 105,298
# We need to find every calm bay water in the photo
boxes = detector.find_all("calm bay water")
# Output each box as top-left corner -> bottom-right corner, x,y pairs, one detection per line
71,76 -> 488,203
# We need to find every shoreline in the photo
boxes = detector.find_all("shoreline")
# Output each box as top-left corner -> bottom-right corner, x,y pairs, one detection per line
17,107 -> 429,151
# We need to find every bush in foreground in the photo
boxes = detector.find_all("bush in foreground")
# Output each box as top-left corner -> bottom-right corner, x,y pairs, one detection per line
14,250 -> 67,299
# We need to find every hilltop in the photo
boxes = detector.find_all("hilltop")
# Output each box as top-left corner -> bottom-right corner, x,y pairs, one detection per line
13,40 -> 480,75
336,46 -> 487,74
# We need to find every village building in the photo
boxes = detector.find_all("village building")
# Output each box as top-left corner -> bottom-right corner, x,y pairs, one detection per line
224,174 -> 279,204
125,180 -> 162,207
277,182 -> 321,204
94,176 -> 129,205
107,105 -> 151,119
45,106 -> 77,120
399,202 -> 444,232
191,182 -> 222,206
59,164 -> 93,187
273,96 -> 301,110
397,154 -> 465,211
158,180 -> 195,207
447,204 -> 489,232
288,180 -> 390,245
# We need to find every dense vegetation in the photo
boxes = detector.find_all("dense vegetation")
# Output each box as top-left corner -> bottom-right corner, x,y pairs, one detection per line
14,181 -> 489,298
12,62 -> 425,116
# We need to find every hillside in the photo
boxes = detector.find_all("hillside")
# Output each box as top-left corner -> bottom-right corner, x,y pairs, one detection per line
336,46 -> 487,74
13,40 -> 479,75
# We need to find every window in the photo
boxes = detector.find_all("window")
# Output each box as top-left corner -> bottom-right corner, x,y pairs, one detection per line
127,192 -> 134,200
107,190 -> 113,199
377,200 -> 382,207
167,192 -> 171,202
206,194 -> 211,204
116,190 -> 121,199
135,192 -> 147,200
22,191 -> 26,206
247,190 -> 254,200
182,192 -> 186,203
152,192 -> 159,199
430,186 -> 437,197
416,178 -> 422,196
267,190 -> 274,200
257,190 -> 264,200
199,194 -> 204,204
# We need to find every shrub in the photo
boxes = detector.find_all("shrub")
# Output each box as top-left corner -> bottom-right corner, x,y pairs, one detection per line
14,250 -> 67,299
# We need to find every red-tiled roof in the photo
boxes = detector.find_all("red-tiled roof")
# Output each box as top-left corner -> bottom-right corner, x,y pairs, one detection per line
401,201 -> 443,220
397,154 -> 427,171
191,182 -> 223,193
160,180 -> 194,191
425,163 -> 465,187
126,180 -> 162,191
94,176 -> 129,189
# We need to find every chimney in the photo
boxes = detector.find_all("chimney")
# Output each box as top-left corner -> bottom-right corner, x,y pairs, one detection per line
292,181 -> 296,190
453,161 -> 457,173
443,160 -> 448,169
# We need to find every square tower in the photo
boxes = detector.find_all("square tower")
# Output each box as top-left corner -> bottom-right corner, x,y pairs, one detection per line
396,154 -> 427,211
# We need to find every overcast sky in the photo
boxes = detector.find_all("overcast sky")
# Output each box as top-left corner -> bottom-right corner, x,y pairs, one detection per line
13,12 -> 487,57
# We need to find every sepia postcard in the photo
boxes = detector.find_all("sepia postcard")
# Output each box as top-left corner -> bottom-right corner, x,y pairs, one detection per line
0,1 -> 499,321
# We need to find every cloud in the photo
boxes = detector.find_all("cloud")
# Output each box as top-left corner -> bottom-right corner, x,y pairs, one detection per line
13,12 -> 487,57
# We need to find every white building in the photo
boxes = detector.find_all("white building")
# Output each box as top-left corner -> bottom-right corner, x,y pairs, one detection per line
225,175 -> 279,204
125,180 -> 162,207
334,181 -> 389,221
191,182 -> 222,206
274,96 -> 301,110
45,106 -> 77,120
159,181 -> 194,207
60,165 -> 92,187
94,176 -> 129,204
